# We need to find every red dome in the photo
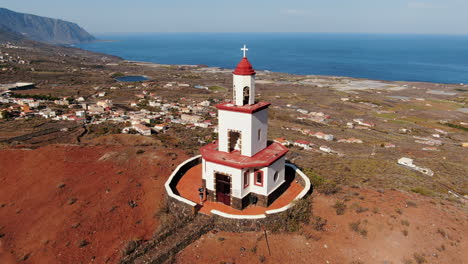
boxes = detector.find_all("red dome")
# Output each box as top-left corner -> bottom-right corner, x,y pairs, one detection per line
233,57 -> 256,75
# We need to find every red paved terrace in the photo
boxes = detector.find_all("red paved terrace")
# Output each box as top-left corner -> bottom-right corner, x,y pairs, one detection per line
215,101 -> 271,114
175,164 -> 304,216
200,141 -> 288,169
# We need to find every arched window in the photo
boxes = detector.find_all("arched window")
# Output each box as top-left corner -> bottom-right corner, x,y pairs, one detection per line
273,171 -> 279,182
243,86 -> 250,105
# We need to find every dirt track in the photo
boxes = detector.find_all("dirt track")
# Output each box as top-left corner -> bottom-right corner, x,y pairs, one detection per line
0,144 -> 188,264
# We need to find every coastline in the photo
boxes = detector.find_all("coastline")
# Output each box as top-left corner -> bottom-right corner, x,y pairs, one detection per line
124,59 -> 468,91
75,33 -> 468,85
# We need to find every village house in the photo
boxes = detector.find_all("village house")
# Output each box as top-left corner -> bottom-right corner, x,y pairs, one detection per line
28,101 -> 40,108
338,138 -> 363,144
54,99 -> 69,106
153,123 -> 168,132
353,118 -> 375,127
422,147 -> 439,151
413,136 -> 442,146
319,145 -> 332,153
313,131 -> 334,141
397,157 -> 434,176
149,101 -> 161,107
274,137 -> 291,146
133,123 -> 151,136
194,122 -> 209,128
87,104 -> 105,113
75,110 -> 86,118
97,100 -> 113,109
181,114 -> 203,124
38,108 -> 56,118
199,100 -> 210,107
294,140 -> 312,150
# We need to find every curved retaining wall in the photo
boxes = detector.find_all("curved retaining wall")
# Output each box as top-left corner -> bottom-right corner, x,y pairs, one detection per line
165,155 -> 201,218
209,163 -> 312,231
165,157 -> 312,231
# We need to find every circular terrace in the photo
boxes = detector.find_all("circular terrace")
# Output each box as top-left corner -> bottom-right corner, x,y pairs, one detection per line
165,155 -> 311,219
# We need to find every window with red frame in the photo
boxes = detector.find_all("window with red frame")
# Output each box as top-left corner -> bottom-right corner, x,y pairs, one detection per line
243,170 -> 249,188
254,170 -> 263,186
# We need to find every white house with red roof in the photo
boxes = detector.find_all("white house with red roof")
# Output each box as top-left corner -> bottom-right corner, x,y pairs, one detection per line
200,46 -> 289,210
293,140 -> 312,150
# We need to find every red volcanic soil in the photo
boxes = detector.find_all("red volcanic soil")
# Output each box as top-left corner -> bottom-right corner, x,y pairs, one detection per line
176,188 -> 468,264
0,144 -> 188,264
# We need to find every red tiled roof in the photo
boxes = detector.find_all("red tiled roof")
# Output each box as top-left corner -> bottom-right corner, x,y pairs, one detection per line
200,141 -> 288,169
215,101 -> 270,114
232,57 -> 256,75
274,138 -> 288,143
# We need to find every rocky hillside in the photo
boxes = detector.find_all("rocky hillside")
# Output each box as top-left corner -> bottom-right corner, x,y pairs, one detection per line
0,8 -> 95,45
0,24 -> 25,43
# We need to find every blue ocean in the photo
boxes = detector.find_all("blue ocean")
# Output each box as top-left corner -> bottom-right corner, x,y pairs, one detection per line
77,33 -> 468,84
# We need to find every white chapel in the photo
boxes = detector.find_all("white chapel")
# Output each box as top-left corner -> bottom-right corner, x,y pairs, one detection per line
200,46 -> 289,210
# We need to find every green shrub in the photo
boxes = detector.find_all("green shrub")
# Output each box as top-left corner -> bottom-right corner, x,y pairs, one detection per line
349,220 -> 367,237
304,168 -> 325,186
267,198 -> 311,232
413,253 -> 427,264
319,181 -> 341,195
208,85 -> 226,91
10,92 -> 59,101
111,72 -> 125,78
303,168 -> 341,195
311,216 -> 327,231
410,187 -> 434,196
333,201 -> 346,215
442,122 -> 468,132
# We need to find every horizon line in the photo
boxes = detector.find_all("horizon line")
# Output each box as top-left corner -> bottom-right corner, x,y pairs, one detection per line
90,31 -> 468,37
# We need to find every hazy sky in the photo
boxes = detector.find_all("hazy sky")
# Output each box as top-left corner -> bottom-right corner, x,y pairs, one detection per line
1,0 -> 467,35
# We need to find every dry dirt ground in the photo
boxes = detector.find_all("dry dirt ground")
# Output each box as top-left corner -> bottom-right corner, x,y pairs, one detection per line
0,142 -> 466,264
177,188 -> 468,264
0,142 -> 188,264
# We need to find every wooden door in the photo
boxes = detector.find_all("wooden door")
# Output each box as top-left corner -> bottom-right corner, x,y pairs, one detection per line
215,173 -> 231,206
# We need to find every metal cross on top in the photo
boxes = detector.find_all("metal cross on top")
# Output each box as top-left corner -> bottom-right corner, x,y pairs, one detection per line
241,44 -> 248,57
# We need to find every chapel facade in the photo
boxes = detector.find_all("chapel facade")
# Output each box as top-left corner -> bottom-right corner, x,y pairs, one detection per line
200,46 -> 289,210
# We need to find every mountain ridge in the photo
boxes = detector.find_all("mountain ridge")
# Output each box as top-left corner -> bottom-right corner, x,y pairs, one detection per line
0,8 -> 95,45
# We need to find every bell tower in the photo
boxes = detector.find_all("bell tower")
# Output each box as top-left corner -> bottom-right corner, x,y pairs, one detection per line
233,45 -> 256,106
199,45 -> 289,210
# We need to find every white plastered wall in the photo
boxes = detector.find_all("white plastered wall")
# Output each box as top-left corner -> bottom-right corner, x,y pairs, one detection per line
233,74 -> 255,106
265,156 -> 286,195
218,108 -> 268,157
239,155 -> 286,198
